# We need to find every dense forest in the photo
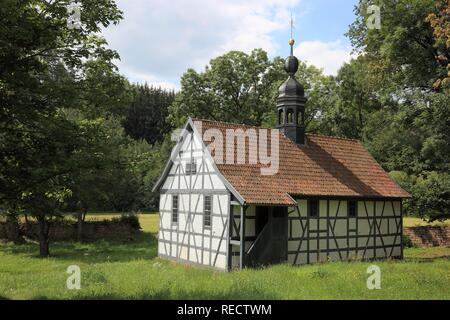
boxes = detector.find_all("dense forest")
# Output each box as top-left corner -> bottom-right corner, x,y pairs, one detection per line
1,0 -> 449,256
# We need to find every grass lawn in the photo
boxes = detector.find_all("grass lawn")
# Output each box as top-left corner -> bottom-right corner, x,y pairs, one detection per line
0,213 -> 449,300
403,217 -> 450,227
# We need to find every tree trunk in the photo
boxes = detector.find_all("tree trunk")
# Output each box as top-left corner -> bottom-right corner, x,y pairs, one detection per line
37,217 -> 50,257
5,216 -> 20,243
77,208 -> 87,242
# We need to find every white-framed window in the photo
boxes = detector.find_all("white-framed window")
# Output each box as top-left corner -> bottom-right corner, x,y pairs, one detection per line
172,195 -> 179,225
204,195 -> 212,228
186,159 -> 196,175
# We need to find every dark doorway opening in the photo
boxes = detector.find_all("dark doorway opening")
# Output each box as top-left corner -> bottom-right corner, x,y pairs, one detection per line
255,206 -> 269,236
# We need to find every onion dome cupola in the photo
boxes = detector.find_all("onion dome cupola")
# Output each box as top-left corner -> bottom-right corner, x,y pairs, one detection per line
276,37 -> 307,145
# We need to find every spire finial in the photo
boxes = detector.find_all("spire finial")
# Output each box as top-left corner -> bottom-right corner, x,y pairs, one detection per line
289,13 -> 295,56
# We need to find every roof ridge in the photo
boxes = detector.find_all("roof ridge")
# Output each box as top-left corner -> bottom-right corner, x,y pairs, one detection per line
191,118 -> 268,130
306,133 -> 361,143
193,118 -> 361,143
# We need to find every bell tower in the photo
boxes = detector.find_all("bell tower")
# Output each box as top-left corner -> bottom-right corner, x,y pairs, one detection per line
276,32 -> 306,145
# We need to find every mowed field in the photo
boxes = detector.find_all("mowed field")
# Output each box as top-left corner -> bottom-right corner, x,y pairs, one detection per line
0,213 -> 449,300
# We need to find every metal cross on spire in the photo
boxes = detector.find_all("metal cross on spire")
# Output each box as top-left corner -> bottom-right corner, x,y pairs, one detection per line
290,12 -> 294,39
289,13 -> 295,56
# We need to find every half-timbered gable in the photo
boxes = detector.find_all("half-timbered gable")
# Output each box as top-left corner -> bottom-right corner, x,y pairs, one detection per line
155,122 -> 231,270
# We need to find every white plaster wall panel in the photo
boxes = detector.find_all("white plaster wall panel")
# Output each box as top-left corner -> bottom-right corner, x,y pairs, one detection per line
375,201 -> 384,216
203,251 -> 211,265
319,239 -> 327,248
180,195 -> 189,212
179,176 -> 188,189
349,218 -> 356,230
204,158 -> 215,172
334,220 -> 347,236
309,219 -> 318,230
214,254 -> 227,269
389,218 -> 398,234
379,219 -> 388,234
180,246 -> 188,260
383,236 -> 395,246
291,220 -> 302,235
329,201 -> 339,216
392,246 -> 401,256
158,242 -> 167,255
288,254 -> 296,264
393,202 -> 401,216
162,176 -> 174,189
168,163 -> 178,175
383,201 -> 393,216
376,248 -> 387,258
192,150 -> 203,158
319,252 -> 327,261
178,213 -> 187,232
162,231 -> 171,240
357,201 -> 366,217
319,219 -> 327,230
211,175 -> 226,189
288,240 -> 300,251
319,200 -> 327,217
349,238 -> 356,249
359,220 -> 371,235
336,238 -> 347,249
329,251 -> 340,261
288,208 -> 297,217
189,248 -> 198,262
194,195 -> 204,213
338,200 -> 347,216
192,214 -> 203,233
193,176 -> 203,190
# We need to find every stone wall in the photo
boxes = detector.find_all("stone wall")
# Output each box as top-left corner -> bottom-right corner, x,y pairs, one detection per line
0,220 -> 139,242
404,226 -> 450,247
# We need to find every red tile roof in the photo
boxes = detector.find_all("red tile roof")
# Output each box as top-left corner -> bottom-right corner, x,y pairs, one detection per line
193,119 -> 411,205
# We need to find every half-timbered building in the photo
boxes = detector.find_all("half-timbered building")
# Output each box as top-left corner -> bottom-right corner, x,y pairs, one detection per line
152,37 -> 410,271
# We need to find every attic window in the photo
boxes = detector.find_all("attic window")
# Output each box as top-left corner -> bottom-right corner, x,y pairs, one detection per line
185,159 -> 196,175
308,199 -> 319,217
348,200 -> 357,217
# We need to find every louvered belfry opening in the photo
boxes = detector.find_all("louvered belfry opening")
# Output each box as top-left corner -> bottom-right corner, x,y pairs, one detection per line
276,38 -> 307,145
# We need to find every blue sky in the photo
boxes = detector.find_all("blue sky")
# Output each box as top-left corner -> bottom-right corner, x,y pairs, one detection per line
101,0 -> 359,90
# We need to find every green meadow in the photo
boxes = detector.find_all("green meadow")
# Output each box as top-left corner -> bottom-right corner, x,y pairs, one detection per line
0,214 -> 449,300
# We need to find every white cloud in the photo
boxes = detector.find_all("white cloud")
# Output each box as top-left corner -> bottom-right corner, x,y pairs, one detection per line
102,0 -> 302,87
294,39 -> 356,75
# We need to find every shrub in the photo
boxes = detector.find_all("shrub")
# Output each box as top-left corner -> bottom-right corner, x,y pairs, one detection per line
120,213 -> 141,230
402,234 -> 414,248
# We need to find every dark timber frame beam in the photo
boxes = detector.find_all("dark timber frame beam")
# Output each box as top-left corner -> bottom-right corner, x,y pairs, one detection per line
239,205 -> 247,270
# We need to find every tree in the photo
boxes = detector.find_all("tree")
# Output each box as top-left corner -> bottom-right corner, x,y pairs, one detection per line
0,0 -> 125,256
123,84 -> 175,144
426,0 -> 450,90
168,49 -> 334,132
168,49 -> 285,128
348,0 -> 443,91
314,56 -> 385,139
390,171 -> 450,221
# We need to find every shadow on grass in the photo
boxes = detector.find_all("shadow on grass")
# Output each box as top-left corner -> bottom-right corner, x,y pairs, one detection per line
404,255 -> 450,263
35,285 -> 281,300
0,232 -> 157,263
